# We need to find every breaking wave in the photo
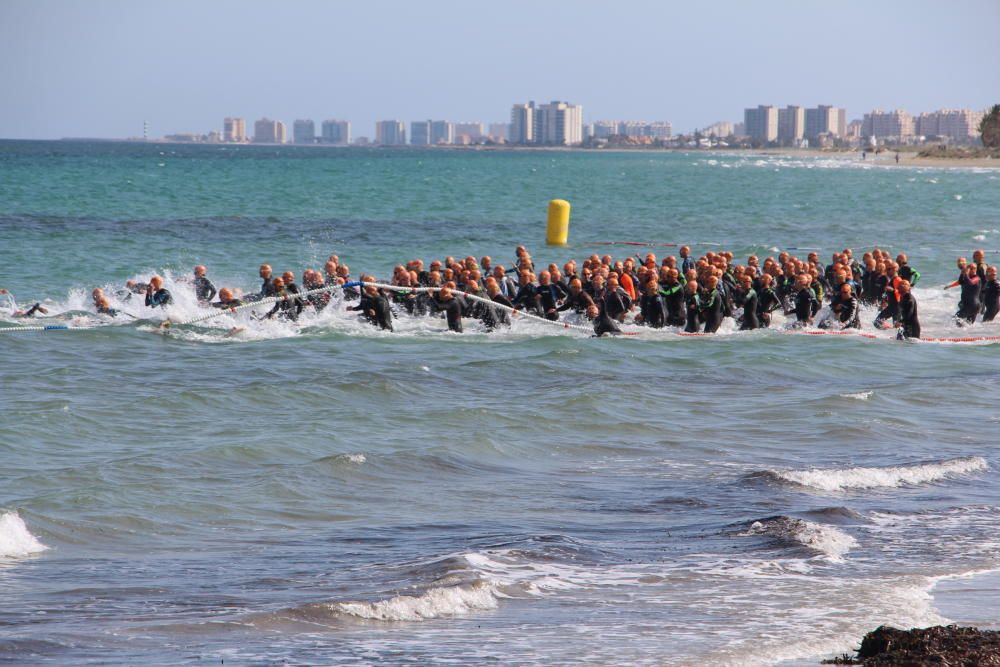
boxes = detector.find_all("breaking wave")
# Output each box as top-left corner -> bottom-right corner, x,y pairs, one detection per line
762,456 -> 988,492
0,511 -> 48,558
740,516 -> 858,559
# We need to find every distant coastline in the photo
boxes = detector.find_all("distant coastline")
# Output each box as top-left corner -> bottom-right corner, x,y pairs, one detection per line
2,137 -> 996,169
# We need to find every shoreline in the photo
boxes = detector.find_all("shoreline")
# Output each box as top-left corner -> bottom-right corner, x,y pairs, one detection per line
1,137 -> 997,168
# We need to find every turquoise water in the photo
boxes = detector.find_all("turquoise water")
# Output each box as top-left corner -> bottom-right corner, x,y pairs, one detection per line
1,141 -> 999,665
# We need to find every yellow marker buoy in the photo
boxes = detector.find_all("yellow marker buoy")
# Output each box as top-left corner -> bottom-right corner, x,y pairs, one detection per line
546,199 -> 570,245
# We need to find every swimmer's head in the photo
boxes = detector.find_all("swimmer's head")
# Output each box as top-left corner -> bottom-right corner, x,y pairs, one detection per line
194,265 -> 207,277
271,277 -> 284,290
219,288 -> 234,301
150,276 -> 163,289
282,271 -> 295,284
259,264 -> 272,278
898,280 -> 911,293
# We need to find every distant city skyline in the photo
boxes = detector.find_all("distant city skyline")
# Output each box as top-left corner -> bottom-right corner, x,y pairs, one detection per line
1,0 -> 997,140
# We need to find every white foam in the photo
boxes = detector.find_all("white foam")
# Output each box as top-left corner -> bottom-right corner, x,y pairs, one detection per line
0,511 -> 48,558
973,234 -> 986,240
840,390 -> 873,400
331,581 -> 500,621
773,456 -> 988,492
343,453 -> 366,464
742,518 -> 857,560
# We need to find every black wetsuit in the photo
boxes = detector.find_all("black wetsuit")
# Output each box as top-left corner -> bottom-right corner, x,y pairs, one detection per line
96,303 -> 119,317
837,295 -> 861,329
512,283 -> 538,315
684,292 -> 701,333
557,290 -> 595,315
982,278 -> 1000,322
535,283 -> 567,321
699,289 -> 723,333
482,294 -> 513,330
366,294 -> 393,331
736,287 -> 759,330
898,292 -> 920,339
639,293 -> 666,328
793,287 -> 816,326
658,282 -> 686,327
266,289 -> 304,321
874,279 -> 901,327
592,288 -> 622,336
756,287 -> 781,328
194,275 -> 217,302
956,273 -> 982,325
433,297 -> 463,332
145,288 -> 173,308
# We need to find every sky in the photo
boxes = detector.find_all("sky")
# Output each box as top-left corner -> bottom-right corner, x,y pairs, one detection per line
1,0 -> 998,140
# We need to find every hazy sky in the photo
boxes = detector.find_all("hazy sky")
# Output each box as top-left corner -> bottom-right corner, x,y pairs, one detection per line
1,0 -> 998,139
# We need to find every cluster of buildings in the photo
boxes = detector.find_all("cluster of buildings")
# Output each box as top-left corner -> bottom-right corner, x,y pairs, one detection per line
154,100 -> 985,148
738,105 -> 985,147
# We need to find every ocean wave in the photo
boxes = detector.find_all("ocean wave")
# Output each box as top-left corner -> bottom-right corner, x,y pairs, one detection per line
739,516 -> 857,559
330,580 -> 501,621
0,511 -> 48,558
763,456 -> 987,492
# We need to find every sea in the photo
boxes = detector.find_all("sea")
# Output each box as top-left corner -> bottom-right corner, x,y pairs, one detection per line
1,140 -> 999,666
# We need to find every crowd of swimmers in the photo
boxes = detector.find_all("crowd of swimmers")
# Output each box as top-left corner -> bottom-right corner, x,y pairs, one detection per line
4,247 -> 999,340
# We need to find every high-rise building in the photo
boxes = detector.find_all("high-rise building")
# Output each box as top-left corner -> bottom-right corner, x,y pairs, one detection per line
293,119 -> 315,144
744,106 -> 778,143
253,118 -> 286,144
510,103 -> 535,144
410,121 -> 431,146
914,109 -> 984,142
375,120 -> 406,146
804,105 -> 847,141
430,120 -> 454,145
861,110 -> 915,141
320,119 -> 351,145
536,101 -> 584,145
223,117 -> 246,143
777,106 -> 805,144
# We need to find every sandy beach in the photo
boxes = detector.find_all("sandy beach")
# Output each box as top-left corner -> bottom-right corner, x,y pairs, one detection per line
750,147 -> 999,169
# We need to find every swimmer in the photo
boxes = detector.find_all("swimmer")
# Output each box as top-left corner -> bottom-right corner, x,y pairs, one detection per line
983,266 -> 999,322
431,286 -> 463,332
193,265 -> 217,303
145,276 -> 173,308
683,280 -> 701,333
790,274 -> 816,327
557,278 -> 595,316
91,289 -> 119,317
945,263 -> 981,325
698,276 -> 723,333
482,279 -> 513,330
735,275 -> 759,330
534,271 -> 567,321
264,277 -> 303,321
637,280 -> 666,328
349,285 -> 393,331
211,287 -> 243,310
897,280 -> 920,339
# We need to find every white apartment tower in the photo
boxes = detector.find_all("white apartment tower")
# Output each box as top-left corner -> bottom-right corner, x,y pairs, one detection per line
510,103 -> 535,144
537,101 -> 583,146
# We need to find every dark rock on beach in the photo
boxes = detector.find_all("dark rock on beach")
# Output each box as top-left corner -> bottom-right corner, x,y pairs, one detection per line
823,625 -> 1000,666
